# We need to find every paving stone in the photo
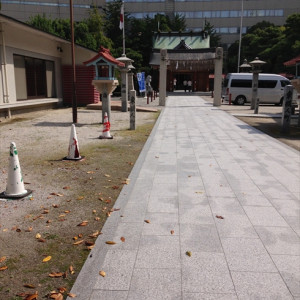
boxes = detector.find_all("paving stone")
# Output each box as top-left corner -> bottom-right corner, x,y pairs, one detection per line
180,224 -> 222,253
255,226 -> 300,255
270,199 -> 300,217
221,237 -> 277,272
231,272 -> 293,299
179,205 -> 214,225
182,252 -> 235,293
147,196 -> 178,213
94,249 -> 137,290
135,235 -> 181,268
283,215 -> 300,236
272,254 -> 300,297
128,268 -> 181,300
209,197 -> 245,216
235,193 -> 272,206
182,293 -> 238,300
215,214 -> 258,238
90,290 -> 128,300
243,206 -> 289,227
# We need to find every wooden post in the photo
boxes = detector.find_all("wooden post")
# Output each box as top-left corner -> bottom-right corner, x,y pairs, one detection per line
130,90 -> 136,130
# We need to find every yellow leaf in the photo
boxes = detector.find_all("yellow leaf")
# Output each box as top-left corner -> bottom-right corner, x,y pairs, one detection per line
68,293 -> 77,298
89,231 -> 101,238
77,196 -> 84,200
73,240 -> 84,245
69,265 -> 75,274
105,241 -> 116,245
77,221 -> 88,226
186,251 -> 192,257
35,233 -> 41,239
92,210 -> 97,214
104,174 -> 111,178
24,284 -> 35,289
25,227 -> 33,232
0,256 -> 6,263
87,171 -> 95,174
48,272 -> 64,278
43,256 -> 52,262
99,270 -> 106,277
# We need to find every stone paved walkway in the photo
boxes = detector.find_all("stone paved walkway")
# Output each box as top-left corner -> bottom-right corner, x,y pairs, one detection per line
68,95 -> 300,300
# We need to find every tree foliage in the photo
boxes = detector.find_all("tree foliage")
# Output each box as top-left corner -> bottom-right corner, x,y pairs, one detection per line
227,13 -> 300,74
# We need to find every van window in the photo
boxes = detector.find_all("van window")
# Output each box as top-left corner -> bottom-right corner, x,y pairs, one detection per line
258,80 -> 277,88
280,80 -> 290,87
231,79 -> 252,88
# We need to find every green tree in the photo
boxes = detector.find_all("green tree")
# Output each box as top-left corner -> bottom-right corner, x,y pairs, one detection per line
203,20 -> 221,47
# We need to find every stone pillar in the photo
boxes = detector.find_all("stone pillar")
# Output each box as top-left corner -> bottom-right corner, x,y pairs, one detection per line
251,71 -> 259,109
120,69 -> 128,112
130,90 -> 136,130
128,72 -> 134,100
102,90 -> 111,124
213,47 -> 223,107
159,49 -> 168,106
281,85 -> 293,134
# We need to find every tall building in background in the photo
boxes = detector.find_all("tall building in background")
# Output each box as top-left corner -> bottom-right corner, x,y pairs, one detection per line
1,0 -> 299,46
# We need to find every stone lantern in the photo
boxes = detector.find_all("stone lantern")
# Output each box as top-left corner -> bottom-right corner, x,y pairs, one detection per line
239,59 -> 251,73
116,54 -> 135,112
84,46 -> 124,122
249,57 -> 266,112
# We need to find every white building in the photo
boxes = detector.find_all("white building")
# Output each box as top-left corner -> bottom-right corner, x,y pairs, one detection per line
0,13 -> 98,119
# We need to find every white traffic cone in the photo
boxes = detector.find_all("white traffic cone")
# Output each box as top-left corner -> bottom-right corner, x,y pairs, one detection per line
0,142 -> 32,199
100,112 -> 113,139
64,124 -> 83,160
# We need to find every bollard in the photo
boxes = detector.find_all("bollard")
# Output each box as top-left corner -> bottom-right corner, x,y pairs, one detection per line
254,98 -> 259,114
229,93 -> 232,105
281,85 -> 293,134
151,91 -> 153,102
130,90 -> 136,130
147,93 -> 149,104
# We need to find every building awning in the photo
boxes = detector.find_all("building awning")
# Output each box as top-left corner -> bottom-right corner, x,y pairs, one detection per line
283,55 -> 300,66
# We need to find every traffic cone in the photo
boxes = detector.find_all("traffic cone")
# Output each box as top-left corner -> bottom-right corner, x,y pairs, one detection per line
99,112 -> 113,139
64,124 -> 84,160
0,142 -> 32,199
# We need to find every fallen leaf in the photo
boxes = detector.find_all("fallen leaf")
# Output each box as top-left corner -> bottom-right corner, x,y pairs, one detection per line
85,241 -> 94,246
92,209 -> 97,214
87,171 -> 95,174
24,284 -> 35,288
0,266 -> 8,271
170,230 -> 175,235
73,240 -> 84,245
38,238 -> 46,243
64,210 -> 71,214
89,231 -> 101,238
68,293 -> 76,298
49,272 -> 64,278
35,233 -> 41,239
105,241 -> 116,245
0,256 -> 6,263
106,212 -> 111,217
46,220 -> 52,224
77,196 -> 84,200
78,234 -> 83,238
112,185 -> 119,190
99,270 -> 106,277
24,292 -> 38,300
216,215 -> 224,219
77,221 -> 88,226
69,265 -> 75,274
186,251 -> 192,257
144,220 -> 150,224
42,209 -> 49,214
63,186 -> 71,190
49,292 -> 63,299
25,227 -> 33,232
94,217 -> 100,221
104,174 -> 110,177
16,228 -> 21,232
52,204 -> 59,208
120,237 -> 125,242
43,256 -> 52,262
57,287 -> 67,293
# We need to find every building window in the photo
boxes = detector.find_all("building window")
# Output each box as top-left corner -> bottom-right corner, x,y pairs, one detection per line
13,54 -> 56,100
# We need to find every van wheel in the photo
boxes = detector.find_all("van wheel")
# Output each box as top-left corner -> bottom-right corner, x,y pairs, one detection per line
235,96 -> 246,105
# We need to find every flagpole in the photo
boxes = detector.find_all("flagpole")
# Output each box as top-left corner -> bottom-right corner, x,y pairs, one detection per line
122,2 -> 125,55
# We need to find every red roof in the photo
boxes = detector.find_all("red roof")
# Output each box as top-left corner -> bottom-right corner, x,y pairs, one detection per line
283,55 -> 300,66
83,46 -> 124,67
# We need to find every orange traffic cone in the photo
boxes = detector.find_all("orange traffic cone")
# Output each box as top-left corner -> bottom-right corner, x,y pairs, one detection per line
100,112 -> 113,139
64,124 -> 84,160
0,142 -> 32,199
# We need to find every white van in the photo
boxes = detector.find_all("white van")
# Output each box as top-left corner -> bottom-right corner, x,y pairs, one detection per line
222,73 -> 290,105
